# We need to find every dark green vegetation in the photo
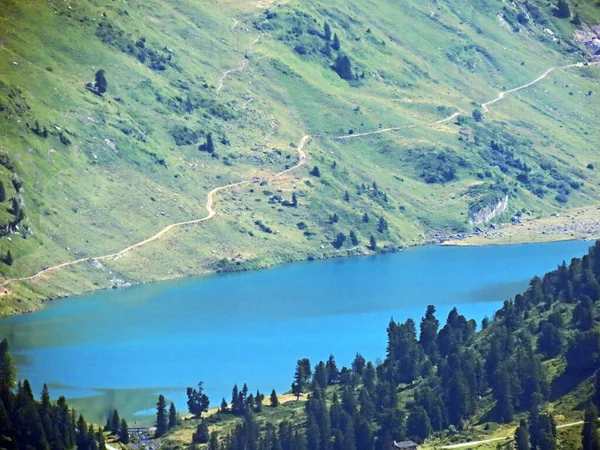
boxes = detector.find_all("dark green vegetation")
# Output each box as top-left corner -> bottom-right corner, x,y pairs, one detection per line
151,241 -> 600,450
0,339 -> 106,450
0,0 -> 599,314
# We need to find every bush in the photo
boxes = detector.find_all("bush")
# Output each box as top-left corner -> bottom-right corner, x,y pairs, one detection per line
171,126 -> 199,146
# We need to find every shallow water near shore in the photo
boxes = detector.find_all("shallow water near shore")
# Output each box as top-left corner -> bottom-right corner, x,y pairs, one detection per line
0,240 -> 592,425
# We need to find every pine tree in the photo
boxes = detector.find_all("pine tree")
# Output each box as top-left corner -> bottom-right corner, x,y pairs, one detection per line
168,402 -> 177,429
255,390 -> 263,412
344,191 -> 350,202
192,420 -> 210,444
0,181 -> 5,203
378,216 -> 388,233
407,406 -> 432,442
515,419 -> 530,450
270,389 -> 279,407
221,397 -> 228,412
155,394 -> 168,437
556,0 -> 571,18
292,193 -> 298,207
369,235 -> 377,250
362,212 -> 369,223
95,70 -> 107,95
332,232 -> 346,249
110,409 -> 120,435
324,22 -> 332,41
332,33 -> 340,51
582,407 -> 600,450
350,230 -> 359,246
186,382 -> 210,418
119,419 -> 129,444
310,166 -> 321,177
4,250 -> 13,267
206,133 -> 215,153
333,54 -> 352,80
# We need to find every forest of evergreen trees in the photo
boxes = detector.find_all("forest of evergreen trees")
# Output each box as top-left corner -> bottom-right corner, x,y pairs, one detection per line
3,243 -> 600,449
0,339 -> 106,450
184,241 -> 600,450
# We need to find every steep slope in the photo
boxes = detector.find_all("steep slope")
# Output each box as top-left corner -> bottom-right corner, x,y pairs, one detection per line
0,0 -> 599,313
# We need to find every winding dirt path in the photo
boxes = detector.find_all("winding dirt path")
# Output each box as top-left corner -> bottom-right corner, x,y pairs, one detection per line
333,109 -> 461,141
0,135 -> 310,288
2,60 -> 595,289
438,419 -> 592,449
216,35 -> 261,94
333,60 -> 597,142
481,61 -> 598,112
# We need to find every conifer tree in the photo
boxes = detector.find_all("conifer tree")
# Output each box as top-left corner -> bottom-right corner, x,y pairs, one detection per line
332,33 -> 340,50
344,191 -> 350,202
110,409 -> 120,435
362,212 -> 369,223
310,166 -> 321,177
350,230 -> 359,246
4,250 -> 13,266
155,394 -> 168,437
369,235 -> 377,250
378,216 -> 388,233
557,0 -> 571,18
324,22 -> 332,41
333,54 -> 352,80
95,70 -> 107,95
0,180 -> 5,203
515,419 -> 530,450
221,397 -> 228,412
168,402 -> 177,429
119,419 -> 129,444
192,420 -> 210,444
270,389 -> 279,407
582,407 -> 600,450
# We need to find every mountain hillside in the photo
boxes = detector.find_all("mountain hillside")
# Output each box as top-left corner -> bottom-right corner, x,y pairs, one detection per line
0,0 -> 600,313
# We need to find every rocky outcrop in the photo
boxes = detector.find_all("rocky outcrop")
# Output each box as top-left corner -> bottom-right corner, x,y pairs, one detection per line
471,196 -> 509,224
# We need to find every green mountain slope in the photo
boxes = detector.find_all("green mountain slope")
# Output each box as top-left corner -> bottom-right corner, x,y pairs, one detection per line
0,0 -> 599,313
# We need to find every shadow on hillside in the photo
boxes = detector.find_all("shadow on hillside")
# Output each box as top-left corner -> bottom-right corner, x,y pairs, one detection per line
551,369 -> 590,400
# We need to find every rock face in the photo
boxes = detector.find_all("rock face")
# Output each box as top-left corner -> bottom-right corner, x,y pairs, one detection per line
471,196 -> 509,224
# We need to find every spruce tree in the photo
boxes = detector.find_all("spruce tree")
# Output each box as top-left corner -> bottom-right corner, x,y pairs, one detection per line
95,70 -> 107,95
0,180 -> 5,203
582,407 -> 600,450
332,33 -> 340,51
362,212 -> 369,223
155,394 -> 168,437
192,420 -> 210,444
270,389 -> 279,407
344,191 -> 350,202
369,235 -> 377,250
556,0 -> 571,18
332,232 -> 346,249
378,216 -> 388,233
168,402 -> 177,429
333,54 -> 352,80
119,419 -> 129,444
206,133 -> 215,153
515,419 -> 530,450
350,230 -> 359,246
4,250 -> 12,266
110,409 -> 120,435
324,22 -> 332,41
221,397 -> 228,412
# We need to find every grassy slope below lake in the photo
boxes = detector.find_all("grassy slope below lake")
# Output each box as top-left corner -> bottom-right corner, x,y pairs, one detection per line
0,0 -> 600,314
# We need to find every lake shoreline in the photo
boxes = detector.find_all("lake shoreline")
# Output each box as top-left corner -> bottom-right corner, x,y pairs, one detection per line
1,227 -> 597,319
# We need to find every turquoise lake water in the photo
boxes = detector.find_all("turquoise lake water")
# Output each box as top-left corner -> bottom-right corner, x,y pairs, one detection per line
0,240 -> 593,425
